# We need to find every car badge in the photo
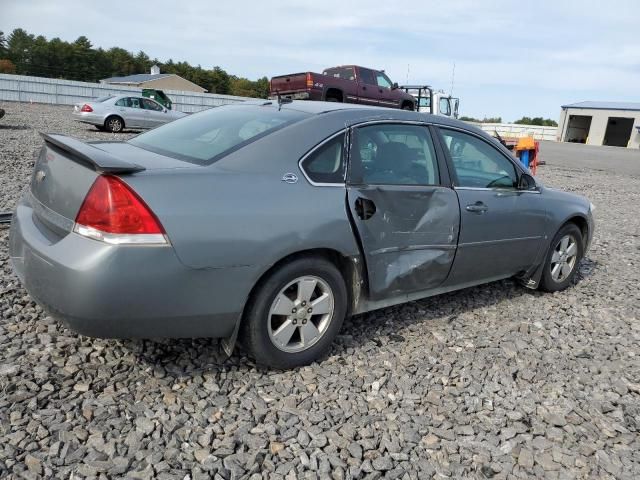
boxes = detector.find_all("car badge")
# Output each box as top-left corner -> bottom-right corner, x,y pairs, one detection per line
35,170 -> 46,183
281,173 -> 298,184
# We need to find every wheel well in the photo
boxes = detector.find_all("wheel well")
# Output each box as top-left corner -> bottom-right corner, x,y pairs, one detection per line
564,216 -> 589,246
325,89 -> 343,102
243,248 -> 358,322
401,100 -> 414,110
105,115 -> 124,127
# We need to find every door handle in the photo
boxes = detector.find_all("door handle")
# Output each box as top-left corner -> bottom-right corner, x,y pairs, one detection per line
355,197 -> 376,220
465,202 -> 488,214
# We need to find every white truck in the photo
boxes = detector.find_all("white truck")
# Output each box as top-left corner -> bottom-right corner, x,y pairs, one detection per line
401,85 -> 459,118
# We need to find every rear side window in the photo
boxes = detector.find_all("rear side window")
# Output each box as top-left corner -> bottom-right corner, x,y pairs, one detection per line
129,105 -> 309,165
323,67 -> 356,81
115,98 -> 127,107
301,133 -> 345,184
350,124 -> 439,186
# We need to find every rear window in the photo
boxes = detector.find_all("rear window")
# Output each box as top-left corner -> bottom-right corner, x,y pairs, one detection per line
128,105 -> 309,165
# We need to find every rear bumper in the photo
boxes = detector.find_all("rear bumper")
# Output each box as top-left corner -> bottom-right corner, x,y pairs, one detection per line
9,194 -> 255,339
269,89 -> 323,101
72,111 -> 103,126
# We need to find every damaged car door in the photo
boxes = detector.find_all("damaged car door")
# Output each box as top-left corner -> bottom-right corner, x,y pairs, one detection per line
347,122 -> 460,299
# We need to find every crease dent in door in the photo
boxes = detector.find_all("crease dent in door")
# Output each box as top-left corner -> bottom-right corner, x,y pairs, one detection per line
359,187 -> 459,296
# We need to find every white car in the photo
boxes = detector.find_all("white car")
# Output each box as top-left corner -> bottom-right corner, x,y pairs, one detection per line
72,95 -> 187,133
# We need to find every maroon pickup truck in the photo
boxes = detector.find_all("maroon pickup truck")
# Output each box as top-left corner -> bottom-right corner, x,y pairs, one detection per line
270,65 -> 416,110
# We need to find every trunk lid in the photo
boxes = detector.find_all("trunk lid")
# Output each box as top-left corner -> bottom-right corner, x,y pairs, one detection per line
270,72 -> 310,94
29,134 -> 198,237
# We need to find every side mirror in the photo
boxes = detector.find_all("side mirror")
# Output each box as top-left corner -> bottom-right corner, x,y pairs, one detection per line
392,82 -> 399,90
163,108 -> 168,113
518,173 -> 537,190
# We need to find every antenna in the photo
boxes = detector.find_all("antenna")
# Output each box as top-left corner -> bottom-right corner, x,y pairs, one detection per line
450,62 -> 456,97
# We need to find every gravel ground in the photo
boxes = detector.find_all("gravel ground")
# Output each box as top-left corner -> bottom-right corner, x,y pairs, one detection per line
1,102 -> 639,479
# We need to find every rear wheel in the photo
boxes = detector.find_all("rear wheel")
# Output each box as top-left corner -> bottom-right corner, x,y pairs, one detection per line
242,257 -> 347,369
402,103 -> 414,111
539,223 -> 584,292
326,97 -> 340,102
105,115 -> 124,133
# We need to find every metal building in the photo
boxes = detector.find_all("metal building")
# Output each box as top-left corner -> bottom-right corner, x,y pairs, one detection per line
558,101 -> 640,148
100,65 -> 207,94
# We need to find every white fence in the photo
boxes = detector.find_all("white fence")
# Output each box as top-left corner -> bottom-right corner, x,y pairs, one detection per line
0,74 -> 252,112
468,122 -> 558,141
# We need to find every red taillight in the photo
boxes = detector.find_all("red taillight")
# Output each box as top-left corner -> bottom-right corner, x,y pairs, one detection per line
306,72 -> 313,88
75,175 -> 164,237
80,104 -> 93,112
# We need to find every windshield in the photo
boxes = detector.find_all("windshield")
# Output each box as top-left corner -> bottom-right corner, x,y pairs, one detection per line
129,104 -> 309,165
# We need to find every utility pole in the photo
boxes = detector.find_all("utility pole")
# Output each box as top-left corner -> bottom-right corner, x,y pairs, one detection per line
450,62 -> 456,96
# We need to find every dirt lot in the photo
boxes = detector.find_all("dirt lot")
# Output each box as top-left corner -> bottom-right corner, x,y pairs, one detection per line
1,102 -> 639,479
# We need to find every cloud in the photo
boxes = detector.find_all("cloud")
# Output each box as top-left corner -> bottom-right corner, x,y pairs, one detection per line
2,0 -> 639,120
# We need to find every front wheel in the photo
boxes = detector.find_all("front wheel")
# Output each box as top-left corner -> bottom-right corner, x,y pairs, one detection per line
539,223 -> 584,292
242,257 -> 347,369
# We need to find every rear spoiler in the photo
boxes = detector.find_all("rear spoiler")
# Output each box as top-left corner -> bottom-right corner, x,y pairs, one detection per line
41,133 -> 145,174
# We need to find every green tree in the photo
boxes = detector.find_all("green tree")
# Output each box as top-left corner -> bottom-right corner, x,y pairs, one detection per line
1,27 -> 270,97
7,28 -> 35,74
0,31 -> 7,57
514,116 -> 558,127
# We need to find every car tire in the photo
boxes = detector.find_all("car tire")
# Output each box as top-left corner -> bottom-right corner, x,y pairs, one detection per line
402,104 -> 414,111
104,116 -> 124,133
242,257 -> 347,369
539,223 -> 584,292
326,97 -> 339,102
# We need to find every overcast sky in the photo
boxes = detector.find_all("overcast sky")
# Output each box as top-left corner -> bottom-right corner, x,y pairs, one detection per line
2,0 -> 638,121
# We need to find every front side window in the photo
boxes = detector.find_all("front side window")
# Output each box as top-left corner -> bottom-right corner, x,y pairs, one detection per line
439,128 -> 518,189
375,72 -> 392,89
350,124 -> 439,186
439,98 -> 451,116
300,133 -> 345,184
129,105 -> 308,165
142,98 -> 163,111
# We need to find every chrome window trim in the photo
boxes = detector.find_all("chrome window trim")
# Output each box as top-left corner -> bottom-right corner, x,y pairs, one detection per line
298,129 -> 348,187
454,186 -> 541,194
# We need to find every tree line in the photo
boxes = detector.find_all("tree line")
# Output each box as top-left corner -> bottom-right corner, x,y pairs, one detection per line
460,115 -> 557,126
0,28 -> 269,98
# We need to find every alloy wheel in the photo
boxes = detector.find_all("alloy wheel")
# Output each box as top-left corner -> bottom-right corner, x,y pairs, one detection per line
108,118 -> 122,132
550,234 -> 578,283
267,276 -> 335,353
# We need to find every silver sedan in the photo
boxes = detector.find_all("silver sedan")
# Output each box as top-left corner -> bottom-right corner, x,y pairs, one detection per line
72,95 -> 186,133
